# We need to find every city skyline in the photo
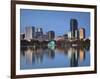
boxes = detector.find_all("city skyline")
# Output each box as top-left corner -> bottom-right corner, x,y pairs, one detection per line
20,9 -> 91,70
20,9 -> 90,38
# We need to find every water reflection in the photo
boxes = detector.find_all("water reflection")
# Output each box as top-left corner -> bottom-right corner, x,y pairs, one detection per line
20,46 -> 90,69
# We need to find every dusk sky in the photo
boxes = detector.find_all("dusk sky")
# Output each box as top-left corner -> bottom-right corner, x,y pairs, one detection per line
20,9 -> 90,38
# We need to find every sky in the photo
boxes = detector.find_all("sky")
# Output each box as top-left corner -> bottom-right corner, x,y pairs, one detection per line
20,9 -> 90,38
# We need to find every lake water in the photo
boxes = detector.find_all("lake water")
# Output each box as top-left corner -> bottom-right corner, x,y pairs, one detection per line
20,46 -> 90,69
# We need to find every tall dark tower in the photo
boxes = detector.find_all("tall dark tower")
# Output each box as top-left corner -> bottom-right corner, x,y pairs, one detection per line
70,19 -> 78,38
47,31 -> 55,40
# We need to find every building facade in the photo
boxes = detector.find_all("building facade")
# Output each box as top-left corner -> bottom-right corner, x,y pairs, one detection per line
79,28 -> 85,39
35,28 -> 43,38
75,29 -> 79,39
47,31 -> 55,40
25,26 -> 35,40
67,32 -> 71,39
70,19 -> 78,39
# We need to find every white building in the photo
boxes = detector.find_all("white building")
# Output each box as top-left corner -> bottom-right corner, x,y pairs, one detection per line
25,26 -> 35,40
67,32 -> 71,39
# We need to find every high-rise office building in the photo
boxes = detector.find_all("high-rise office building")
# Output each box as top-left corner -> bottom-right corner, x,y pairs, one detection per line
25,26 -> 35,40
47,31 -> 55,40
70,19 -> 78,39
79,28 -> 85,39
35,28 -> 43,38
75,29 -> 79,39
67,32 -> 71,39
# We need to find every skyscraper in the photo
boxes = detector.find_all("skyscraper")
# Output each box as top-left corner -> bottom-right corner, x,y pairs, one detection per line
67,31 -> 71,39
79,28 -> 85,39
47,31 -> 55,40
25,26 -> 35,40
70,19 -> 78,39
75,29 -> 79,39
35,28 -> 43,38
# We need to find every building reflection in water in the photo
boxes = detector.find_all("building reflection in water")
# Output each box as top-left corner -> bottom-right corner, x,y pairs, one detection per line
45,48 -> 55,59
20,45 -> 89,69
68,48 -> 78,67
46,44 -> 55,59
32,48 -> 43,64
67,47 -> 86,67
25,48 -> 33,64
21,47 -> 44,65
79,48 -> 85,62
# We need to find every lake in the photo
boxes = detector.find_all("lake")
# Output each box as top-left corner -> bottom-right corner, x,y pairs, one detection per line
20,46 -> 90,69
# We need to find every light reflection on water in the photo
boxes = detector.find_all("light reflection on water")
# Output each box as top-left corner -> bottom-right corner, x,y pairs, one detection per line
20,46 -> 90,69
